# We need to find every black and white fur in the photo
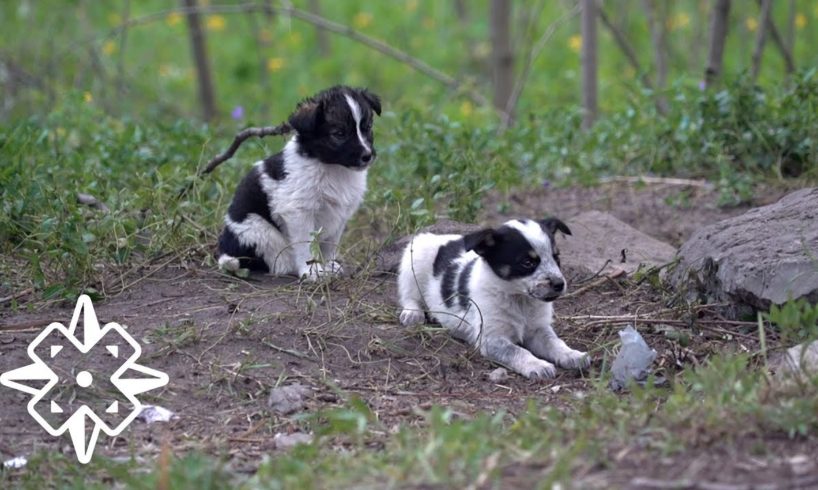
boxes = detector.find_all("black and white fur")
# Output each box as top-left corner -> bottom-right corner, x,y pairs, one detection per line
398,218 -> 590,379
217,85 -> 381,280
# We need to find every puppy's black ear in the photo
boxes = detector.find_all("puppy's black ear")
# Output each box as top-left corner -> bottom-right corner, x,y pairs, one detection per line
539,218 -> 572,236
358,88 -> 382,116
288,101 -> 322,135
463,228 -> 498,257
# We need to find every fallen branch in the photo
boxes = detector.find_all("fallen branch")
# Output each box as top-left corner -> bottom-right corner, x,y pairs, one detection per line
560,268 -> 625,300
200,123 -> 291,175
598,176 -> 714,189
0,288 -> 34,305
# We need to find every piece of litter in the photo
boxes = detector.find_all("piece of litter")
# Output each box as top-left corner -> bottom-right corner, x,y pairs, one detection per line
488,367 -> 508,383
3,456 -> 27,469
550,384 -> 562,393
137,405 -> 176,423
273,432 -> 313,449
610,324 -> 657,390
268,383 -> 312,415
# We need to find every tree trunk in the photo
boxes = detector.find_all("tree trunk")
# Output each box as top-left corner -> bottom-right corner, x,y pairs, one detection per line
642,0 -> 668,114
490,0 -> 514,117
182,0 -> 217,121
580,0 -> 597,129
308,0 -> 330,57
786,0 -> 796,57
704,0 -> 731,89
751,0 -> 772,82
454,0 -> 469,25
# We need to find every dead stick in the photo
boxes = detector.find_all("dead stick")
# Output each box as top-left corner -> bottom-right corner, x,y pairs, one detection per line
200,123 -> 292,175
0,287 -> 33,305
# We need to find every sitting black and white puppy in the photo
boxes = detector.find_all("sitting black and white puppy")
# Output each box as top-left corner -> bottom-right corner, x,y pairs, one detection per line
398,218 -> 590,379
217,85 -> 381,280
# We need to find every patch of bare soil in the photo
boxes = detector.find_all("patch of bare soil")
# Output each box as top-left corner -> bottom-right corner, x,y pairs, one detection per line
0,182 -> 812,487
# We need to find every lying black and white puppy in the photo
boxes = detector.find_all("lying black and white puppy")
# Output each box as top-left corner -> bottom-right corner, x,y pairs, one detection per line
398,218 -> 590,379
217,85 -> 381,280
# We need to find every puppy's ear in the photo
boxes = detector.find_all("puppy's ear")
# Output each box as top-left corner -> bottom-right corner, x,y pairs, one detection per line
463,228 -> 498,257
539,218 -> 572,236
358,88 -> 382,116
288,101 -> 321,135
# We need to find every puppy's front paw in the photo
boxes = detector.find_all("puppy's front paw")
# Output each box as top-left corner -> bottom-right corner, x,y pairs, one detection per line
326,260 -> 344,276
299,262 -> 325,282
399,309 -> 425,326
555,349 -> 591,370
520,359 -> 557,380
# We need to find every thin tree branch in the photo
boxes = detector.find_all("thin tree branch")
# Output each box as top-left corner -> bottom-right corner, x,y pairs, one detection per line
641,0 -> 668,114
93,3 -> 498,117
755,0 -> 795,75
200,123 -> 292,175
751,0 -> 773,82
501,2 -> 580,129
597,7 -> 654,90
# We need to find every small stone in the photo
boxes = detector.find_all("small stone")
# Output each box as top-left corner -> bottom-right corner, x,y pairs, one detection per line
273,432 -> 313,449
488,367 -> 508,383
267,383 -> 312,415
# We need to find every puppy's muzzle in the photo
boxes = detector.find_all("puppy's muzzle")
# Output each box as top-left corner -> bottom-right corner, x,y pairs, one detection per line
529,277 -> 566,302
355,149 -> 376,169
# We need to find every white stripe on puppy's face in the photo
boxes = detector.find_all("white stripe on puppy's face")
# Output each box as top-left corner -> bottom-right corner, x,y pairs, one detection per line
344,94 -> 371,154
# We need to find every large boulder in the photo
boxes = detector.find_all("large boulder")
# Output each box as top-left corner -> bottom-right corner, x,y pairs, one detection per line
374,212 -> 677,279
671,188 -> 818,311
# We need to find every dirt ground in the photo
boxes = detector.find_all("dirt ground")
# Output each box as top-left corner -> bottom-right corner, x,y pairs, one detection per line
1,181 -> 814,488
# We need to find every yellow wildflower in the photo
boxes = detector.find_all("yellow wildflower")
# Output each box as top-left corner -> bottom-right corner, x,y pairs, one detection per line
206,15 -> 226,31
287,31 -> 302,46
159,64 -> 171,77
166,12 -> 182,27
459,100 -> 473,118
746,17 -> 758,32
667,12 -> 690,31
83,92 -> 93,103
569,35 -> 582,53
102,40 -> 116,55
267,57 -> 285,72
796,13 -> 807,29
406,0 -> 418,12
353,12 -> 373,29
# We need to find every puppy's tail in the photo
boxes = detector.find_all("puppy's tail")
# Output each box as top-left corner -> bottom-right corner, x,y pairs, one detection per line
217,254 -> 241,272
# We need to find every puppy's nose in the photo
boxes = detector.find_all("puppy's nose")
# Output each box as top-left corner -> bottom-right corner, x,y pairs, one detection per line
360,151 -> 373,164
551,278 -> 565,292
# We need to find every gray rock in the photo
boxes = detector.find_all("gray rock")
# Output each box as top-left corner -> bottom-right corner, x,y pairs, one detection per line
375,213 -> 675,278
671,188 -> 818,311
267,383 -> 312,415
560,211 -> 677,277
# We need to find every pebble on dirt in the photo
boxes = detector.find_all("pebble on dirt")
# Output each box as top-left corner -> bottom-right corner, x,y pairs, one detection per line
267,383 -> 313,415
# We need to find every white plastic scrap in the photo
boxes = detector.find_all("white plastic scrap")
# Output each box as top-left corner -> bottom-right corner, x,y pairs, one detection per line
3,456 -> 27,469
137,405 -> 176,423
610,325 -> 657,390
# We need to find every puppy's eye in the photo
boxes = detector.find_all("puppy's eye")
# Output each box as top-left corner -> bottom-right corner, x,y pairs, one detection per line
520,258 -> 537,269
331,129 -> 346,138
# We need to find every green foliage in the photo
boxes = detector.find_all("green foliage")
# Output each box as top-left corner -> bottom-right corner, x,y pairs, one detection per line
766,298 -> 818,346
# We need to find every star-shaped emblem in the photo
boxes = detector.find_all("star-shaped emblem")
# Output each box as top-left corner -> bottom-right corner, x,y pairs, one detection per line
1,295 -> 169,464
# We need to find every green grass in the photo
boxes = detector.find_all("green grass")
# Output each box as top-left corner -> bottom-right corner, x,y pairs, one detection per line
4,353 -> 817,488
2,75 -> 817,299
